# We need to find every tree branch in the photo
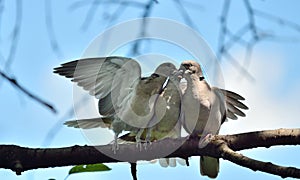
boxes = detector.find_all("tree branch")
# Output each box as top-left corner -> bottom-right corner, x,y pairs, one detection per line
220,143 -> 300,179
0,128 -> 299,178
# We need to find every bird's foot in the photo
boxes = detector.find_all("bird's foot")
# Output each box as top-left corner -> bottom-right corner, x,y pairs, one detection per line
198,133 -> 213,149
112,144 -> 119,154
135,129 -> 144,151
136,140 -> 143,151
112,134 -> 119,154
143,130 -> 152,150
143,140 -> 152,150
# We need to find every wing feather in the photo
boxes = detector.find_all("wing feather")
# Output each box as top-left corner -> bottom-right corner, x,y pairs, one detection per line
54,56 -> 142,116
54,56 -> 141,99
64,117 -> 113,129
213,88 -> 248,120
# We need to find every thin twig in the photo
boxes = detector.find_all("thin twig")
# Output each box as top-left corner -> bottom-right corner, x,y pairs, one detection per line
81,0 -> 100,31
217,0 -> 230,59
254,9 -> 300,33
0,70 -> 57,113
244,0 -> 259,40
45,0 -> 63,58
69,0 -> 145,11
223,51 -> 255,82
129,0 -> 157,56
173,0 -> 198,30
4,0 -> 22,71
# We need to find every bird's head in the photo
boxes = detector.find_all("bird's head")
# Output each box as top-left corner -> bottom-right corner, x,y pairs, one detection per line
179,60 -> 204,80
139,62 -> 177,94
154,62 -> 177,77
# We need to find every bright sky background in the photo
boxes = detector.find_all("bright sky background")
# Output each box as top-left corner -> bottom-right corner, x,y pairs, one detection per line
1,1 -> 300,180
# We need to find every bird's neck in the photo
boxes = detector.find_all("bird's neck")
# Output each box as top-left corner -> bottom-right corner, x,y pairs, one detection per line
130,88 -> 157,116
186,74 -> 211,96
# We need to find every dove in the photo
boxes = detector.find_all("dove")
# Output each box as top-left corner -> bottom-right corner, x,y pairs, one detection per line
179,60 -> 248,178
54,56 -> 174,151
121,63 -> 182,142
118,64 -> 184,167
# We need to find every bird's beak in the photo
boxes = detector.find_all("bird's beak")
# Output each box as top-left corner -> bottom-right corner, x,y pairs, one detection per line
179,64 -> 185,71
173,68 -> 183,79
178,64 -> 192,76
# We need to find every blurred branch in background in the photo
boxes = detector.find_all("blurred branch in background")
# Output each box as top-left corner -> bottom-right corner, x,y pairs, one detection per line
0,0 -> 22,83
0,0 -> 56,114
3,0 -> 22,71
0,70 -> 57,113
173,0 -> 198,30
45,0 -> 64,58
80,0 -> 102,31
129,0 -> 157,56
217,0 -> 300,81
69,0 -> 146,31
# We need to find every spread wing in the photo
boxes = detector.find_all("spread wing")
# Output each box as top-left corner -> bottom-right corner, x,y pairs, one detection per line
211,87 -> 227,125
218,88 -> 248,120
54,56 -> 142,116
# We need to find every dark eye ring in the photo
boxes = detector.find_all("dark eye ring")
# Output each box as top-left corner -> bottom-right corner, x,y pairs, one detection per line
151,73 -> 160,78
184,63 -> 191,68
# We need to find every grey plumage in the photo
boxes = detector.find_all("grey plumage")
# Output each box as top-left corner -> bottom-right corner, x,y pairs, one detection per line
54,56 -> 169,150
54,56 -> 177,151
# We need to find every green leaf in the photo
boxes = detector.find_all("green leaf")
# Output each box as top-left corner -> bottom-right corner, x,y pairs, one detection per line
68,163 -> 111,175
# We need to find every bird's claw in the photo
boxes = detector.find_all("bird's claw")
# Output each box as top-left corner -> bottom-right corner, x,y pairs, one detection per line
143,130 -> 152,150
143,140 -> 152,150
112,134 -> 119,154
112,141 -> 119,154
198,133 -> 213,148
136,141 -> 143,151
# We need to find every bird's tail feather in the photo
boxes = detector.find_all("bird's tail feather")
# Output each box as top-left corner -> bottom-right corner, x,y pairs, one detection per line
200,156 -> 219,179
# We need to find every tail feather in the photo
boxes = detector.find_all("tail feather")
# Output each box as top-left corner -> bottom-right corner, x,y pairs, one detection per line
200,156 -> 219,179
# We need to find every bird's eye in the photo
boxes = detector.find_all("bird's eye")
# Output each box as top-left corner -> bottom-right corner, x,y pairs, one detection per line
151,73 -> 160,78
183,64 -> 191,68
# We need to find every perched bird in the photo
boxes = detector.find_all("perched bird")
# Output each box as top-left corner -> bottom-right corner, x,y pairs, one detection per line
179,60 -> 248,178
118,64 -> 184,167
54,56 -> 174,151
121,63 -> 182,142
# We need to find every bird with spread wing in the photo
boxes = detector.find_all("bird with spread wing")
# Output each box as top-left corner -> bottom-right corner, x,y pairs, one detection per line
54,56 -> 179,151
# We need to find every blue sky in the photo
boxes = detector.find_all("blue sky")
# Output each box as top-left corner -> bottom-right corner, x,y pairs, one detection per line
1,0 -> 300,179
